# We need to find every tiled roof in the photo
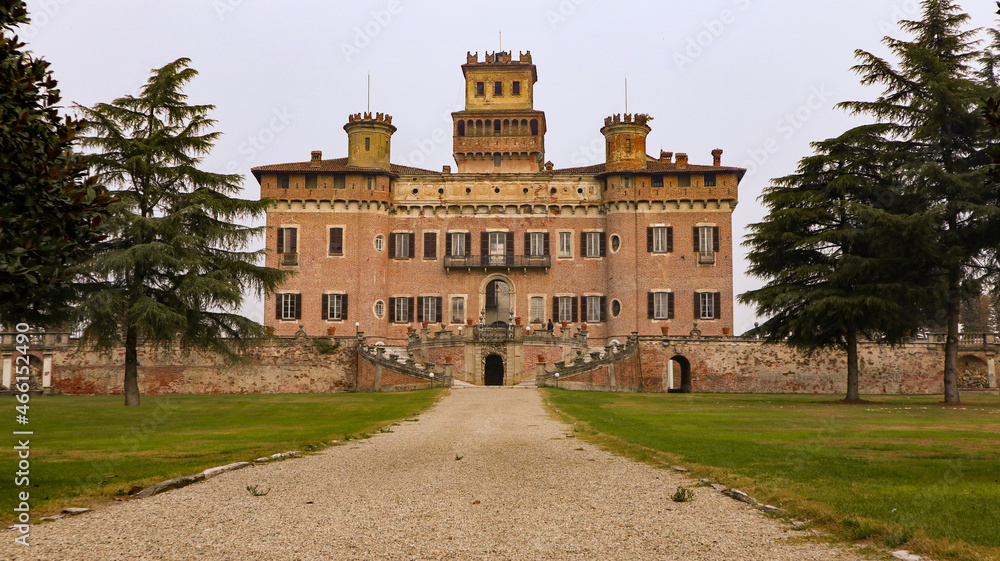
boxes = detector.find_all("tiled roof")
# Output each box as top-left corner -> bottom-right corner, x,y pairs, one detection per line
250,157 -> 439,182
555,157 -> 745,178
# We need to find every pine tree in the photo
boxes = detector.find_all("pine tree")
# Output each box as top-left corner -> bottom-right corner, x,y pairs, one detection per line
740,128 -> 929,401
0,0 -> 111,328
838,0 -> 999,403
75,58 -> 290,406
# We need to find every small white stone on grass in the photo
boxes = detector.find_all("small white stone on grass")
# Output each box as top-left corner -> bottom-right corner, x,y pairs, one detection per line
892,551 -> 922,561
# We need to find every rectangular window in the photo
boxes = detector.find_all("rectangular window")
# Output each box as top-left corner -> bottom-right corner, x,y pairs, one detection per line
277,174 -> 289,189
449,232 -> 467,257
323,293 -> 346,321
392,297 -> 411,323
390,232 -> 414,259
698,226 -> 715,252
423,232 -> 437,259
512,81 -> 520,95
623,176 -> 631,189
583,231 -> 605,258
678,175 -> 691,187
334,175 -> 345,189
700,292 -> 715,320
476,81 -> 484,96
488,232 -> 506,266
530,297 -> 544,324
558,232 -> 572,258
650,292 -> 674,320
703,173 -> 717,187
652,175 -> 664,188
366,176 -> 374,190
451,297 -> 465,324
365,137 -> 370,151
276,293 -> 301,321
557,297 -> 573,323
329,227 -> 343,256
276,227 -> 297,254
421,297 -> 438,323
586,296 -> 601,323
528,232 -> 547,257
494,81 -> 502,96
626,138 -> 631,152
494,153 -> 502,167
649,226 -> 673,253
305,175 -> 317,189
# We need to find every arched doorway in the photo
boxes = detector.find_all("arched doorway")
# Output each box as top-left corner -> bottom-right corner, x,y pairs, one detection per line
483,277 -> 512,325
667,355 -> 692,393
484,354 -> 504,386
958,355 -> 989,389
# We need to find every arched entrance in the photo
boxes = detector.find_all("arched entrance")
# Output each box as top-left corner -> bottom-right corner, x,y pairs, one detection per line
667,355 -> 692,393
484,354 -> 505,386
483,277 -> 512,325
958,355 -> 989,389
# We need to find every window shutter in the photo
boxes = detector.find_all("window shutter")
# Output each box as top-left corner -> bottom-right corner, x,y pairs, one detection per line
277,228 -> 285,254
553,297 -> 558,322
408,233 -> 415,258
407,297 -> 415,322
276,294 -> 282,320
713,227 -> 720,252
667,226 -> 674,253
524,232 -> 531,256
389,297 -> 396,322
342,294 -> 348,320
599,232 -> 606,257
294,293 -> 302,320
417,297 -> 424,323
571,297 -> 578,322
580,231 -> 586,257
714,292 -> 721,320
668,292 -> 675,319
647,227 -> 653,252
424,232 -> 436,259
436,297 -> 442,323
694,292 -> 700,319
543,233 -> 550,256
647,292 -> 654,319
322,294 -> 329,320
506,232 -> 514,259
388,232 -> 396,258
693,227 -> 700,252
480,232 -> 488,256
600,296 -> 607,323
465,233 -> 472,256
445,232 -> 452,256
330,228 -> 343,255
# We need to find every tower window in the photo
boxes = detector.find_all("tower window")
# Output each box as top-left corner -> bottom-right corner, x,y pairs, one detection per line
476,81 -> 484,96
305,175 -> 317,189
626,138 -> 632,152
365,137 -> 370,151
704,173 -> 717,187
652,175 -> 664,187
494,81 -> 503,96
277,174 -> 289,189
494,120 -> 501,134
366,176 -> 373,190
494,154 -> 502,167
512,81 -> 520,95
678,175 -> 691,187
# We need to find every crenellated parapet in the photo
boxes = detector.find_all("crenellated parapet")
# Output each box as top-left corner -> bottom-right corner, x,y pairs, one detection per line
603,113 -> 653,127
465,50 -> 532,65
347,112 -> 393,125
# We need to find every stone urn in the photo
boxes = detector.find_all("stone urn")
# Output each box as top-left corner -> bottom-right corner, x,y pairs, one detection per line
660,326 -> 670,335
327,326 -> 336,336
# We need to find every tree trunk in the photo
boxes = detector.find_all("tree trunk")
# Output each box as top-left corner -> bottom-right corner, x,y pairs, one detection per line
943,271 -> 961,404
845,322 -> 860,402
124,326 -> 141,406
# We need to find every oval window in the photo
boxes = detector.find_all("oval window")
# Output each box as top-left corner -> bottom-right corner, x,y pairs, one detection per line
611,300 -> 622,317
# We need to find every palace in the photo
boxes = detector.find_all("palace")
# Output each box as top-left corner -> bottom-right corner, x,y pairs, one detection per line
253,51 -> 743,364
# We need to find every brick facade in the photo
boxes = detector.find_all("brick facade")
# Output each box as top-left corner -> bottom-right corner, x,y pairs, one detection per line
253,51 -> 743,351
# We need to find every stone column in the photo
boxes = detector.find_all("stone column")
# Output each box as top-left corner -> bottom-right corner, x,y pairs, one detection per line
666,359 -> 674,391
608,363 -> 617,389
374,363 -> 382,392
443,363 -> 454,387
535,362 -> 546,386
988,357 -> 997,388
42,353 -> 52,391
1,353 -> 11,388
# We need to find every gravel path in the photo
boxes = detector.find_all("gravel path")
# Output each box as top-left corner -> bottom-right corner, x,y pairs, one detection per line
2,389 -> 871,560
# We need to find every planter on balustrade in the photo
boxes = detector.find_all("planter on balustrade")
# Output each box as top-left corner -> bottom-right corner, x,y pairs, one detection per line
327,327 -> 336,336
660,326 -> 669,335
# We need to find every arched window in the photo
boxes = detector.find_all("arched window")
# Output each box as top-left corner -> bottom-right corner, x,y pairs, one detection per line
530,119 -> 539,135
457,121 -> 465,136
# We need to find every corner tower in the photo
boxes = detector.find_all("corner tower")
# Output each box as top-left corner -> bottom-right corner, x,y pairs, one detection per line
601,113 -> 652,171
344,112 -> 396,170
452,51 -> 546,173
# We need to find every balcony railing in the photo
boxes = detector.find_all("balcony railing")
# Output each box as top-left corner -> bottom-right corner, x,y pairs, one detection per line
443,255 -> 551,269
697,251 -> 716,265
280,253 -> 299,266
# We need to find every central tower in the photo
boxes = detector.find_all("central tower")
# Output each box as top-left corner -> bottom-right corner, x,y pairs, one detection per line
451,51 -> 546,173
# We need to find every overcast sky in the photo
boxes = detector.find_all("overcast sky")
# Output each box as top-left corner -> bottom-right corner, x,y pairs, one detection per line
18,0 -> 1000,332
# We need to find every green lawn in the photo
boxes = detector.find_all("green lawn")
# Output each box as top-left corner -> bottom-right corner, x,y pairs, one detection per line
543,390 -> 1000,561
1,390 -> 444,522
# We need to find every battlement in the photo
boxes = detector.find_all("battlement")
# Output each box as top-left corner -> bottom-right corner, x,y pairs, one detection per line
465,50 -> 533,65
604,113 -> 653,127
347,112 -> 393,125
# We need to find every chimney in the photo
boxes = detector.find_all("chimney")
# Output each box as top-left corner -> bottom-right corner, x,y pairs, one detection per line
659,150 -> 673,162
442,165 -> 451,174
712,148 -> 723,167
310,150 -> 322,167
544,161 -> 554,172
675,153 -> 688,168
